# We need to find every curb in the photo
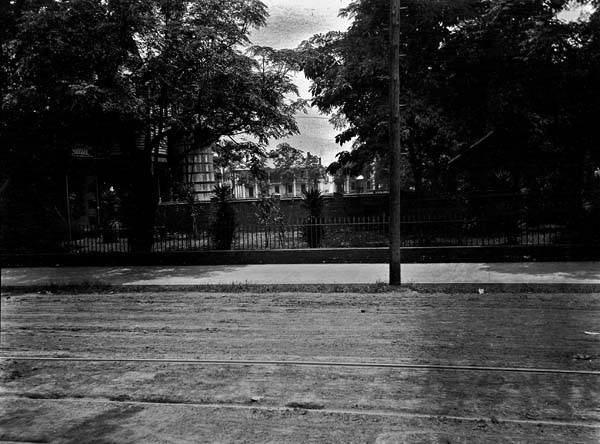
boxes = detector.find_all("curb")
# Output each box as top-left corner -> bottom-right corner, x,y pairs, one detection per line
3,245 -> 600,267
2,283 -> 600,294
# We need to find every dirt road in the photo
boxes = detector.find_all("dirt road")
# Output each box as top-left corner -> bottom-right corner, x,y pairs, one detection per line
1,290 -> 599,442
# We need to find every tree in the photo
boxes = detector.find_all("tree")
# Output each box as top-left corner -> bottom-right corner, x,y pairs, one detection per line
437,1 -> 600,240
302,189 -> 325,247
269,142 -> 305,185
299,0 -> 475,195
254,196 -> 286,248
1,0 -> 132,251
439,1 -> 597,187
303,152 -> 324,189
299,0 -> 600,201
1,0 -> 304,252
210,184 -> 236,250
269,143 -> 325,192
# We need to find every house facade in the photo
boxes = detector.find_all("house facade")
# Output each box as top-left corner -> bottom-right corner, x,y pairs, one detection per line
216,166 -> 336,200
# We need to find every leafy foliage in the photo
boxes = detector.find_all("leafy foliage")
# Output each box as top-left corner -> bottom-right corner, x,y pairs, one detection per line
302,189 -> 324,247
214,140 -> 269,189
269,143 -> 305,184
302,189 -> 325,218
1,0 -> 304,251
299,0 -> 474,194
210,184 -> 236,250
254,196 -> 286,247
300,0 -> 600,201
269,143 -> 325,189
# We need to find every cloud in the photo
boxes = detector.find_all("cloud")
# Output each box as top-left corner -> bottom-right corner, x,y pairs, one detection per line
250,12 -> 326,49
250,1 -> 349,49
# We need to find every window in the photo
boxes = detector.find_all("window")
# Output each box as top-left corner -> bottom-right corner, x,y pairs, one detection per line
287,184 -> 293,194
274,185 -> 280,194
248,187 -> 254,198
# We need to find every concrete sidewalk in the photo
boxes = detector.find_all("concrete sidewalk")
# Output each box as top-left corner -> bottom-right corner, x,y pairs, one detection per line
2,262 -> 599,287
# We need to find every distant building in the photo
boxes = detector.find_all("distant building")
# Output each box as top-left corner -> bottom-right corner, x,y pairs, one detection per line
331,163 -> 388,195
211,159 -> 389,200
216,165 -> 335,200
178,141 -> 215,202
164,144 -> 388,203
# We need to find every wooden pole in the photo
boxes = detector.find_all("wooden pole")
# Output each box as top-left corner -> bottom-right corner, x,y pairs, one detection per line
389,0 -> 402,285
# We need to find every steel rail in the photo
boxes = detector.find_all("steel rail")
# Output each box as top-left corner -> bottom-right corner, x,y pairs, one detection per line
3,395 -> 599,430
1,356 -> 599,376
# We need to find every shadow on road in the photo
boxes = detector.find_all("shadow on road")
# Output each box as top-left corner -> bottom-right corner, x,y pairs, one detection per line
409,292 -> 600,429
480,263 -> 600,281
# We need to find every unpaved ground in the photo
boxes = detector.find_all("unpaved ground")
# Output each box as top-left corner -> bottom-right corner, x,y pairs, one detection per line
1,290 -> 599,442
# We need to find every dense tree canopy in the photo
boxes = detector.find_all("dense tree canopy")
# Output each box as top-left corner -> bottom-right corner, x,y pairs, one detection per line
300,0 -> 600,198
1,0 -> 304,251
1,0 -> 302,154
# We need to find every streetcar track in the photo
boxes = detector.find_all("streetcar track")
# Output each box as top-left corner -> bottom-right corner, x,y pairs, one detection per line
2,356 -> 599,375
2,394 -> 599,430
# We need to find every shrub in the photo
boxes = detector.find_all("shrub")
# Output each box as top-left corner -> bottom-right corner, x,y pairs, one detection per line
210,185 -> 236,249
302,189 -> 324,248
255,196 -> 286,248
102,220 -> 123,243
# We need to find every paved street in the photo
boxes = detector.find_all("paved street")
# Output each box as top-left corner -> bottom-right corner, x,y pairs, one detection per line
1,289 -> 599,442
2,261 -> 600,287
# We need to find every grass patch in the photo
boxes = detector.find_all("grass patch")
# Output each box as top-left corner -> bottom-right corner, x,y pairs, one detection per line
3,282 -> 599,294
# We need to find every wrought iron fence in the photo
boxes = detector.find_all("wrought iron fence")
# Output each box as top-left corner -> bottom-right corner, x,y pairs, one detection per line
64,213 -> 570,254
69,225 -> 130,253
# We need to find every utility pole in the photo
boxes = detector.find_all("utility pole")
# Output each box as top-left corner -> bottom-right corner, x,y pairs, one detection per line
389,0 -> 402,285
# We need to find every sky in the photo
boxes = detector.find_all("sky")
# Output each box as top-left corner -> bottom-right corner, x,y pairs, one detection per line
248,0 -> 353,165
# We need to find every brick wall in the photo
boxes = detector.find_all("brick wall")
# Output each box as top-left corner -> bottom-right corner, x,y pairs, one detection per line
157,193 -> 391,231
